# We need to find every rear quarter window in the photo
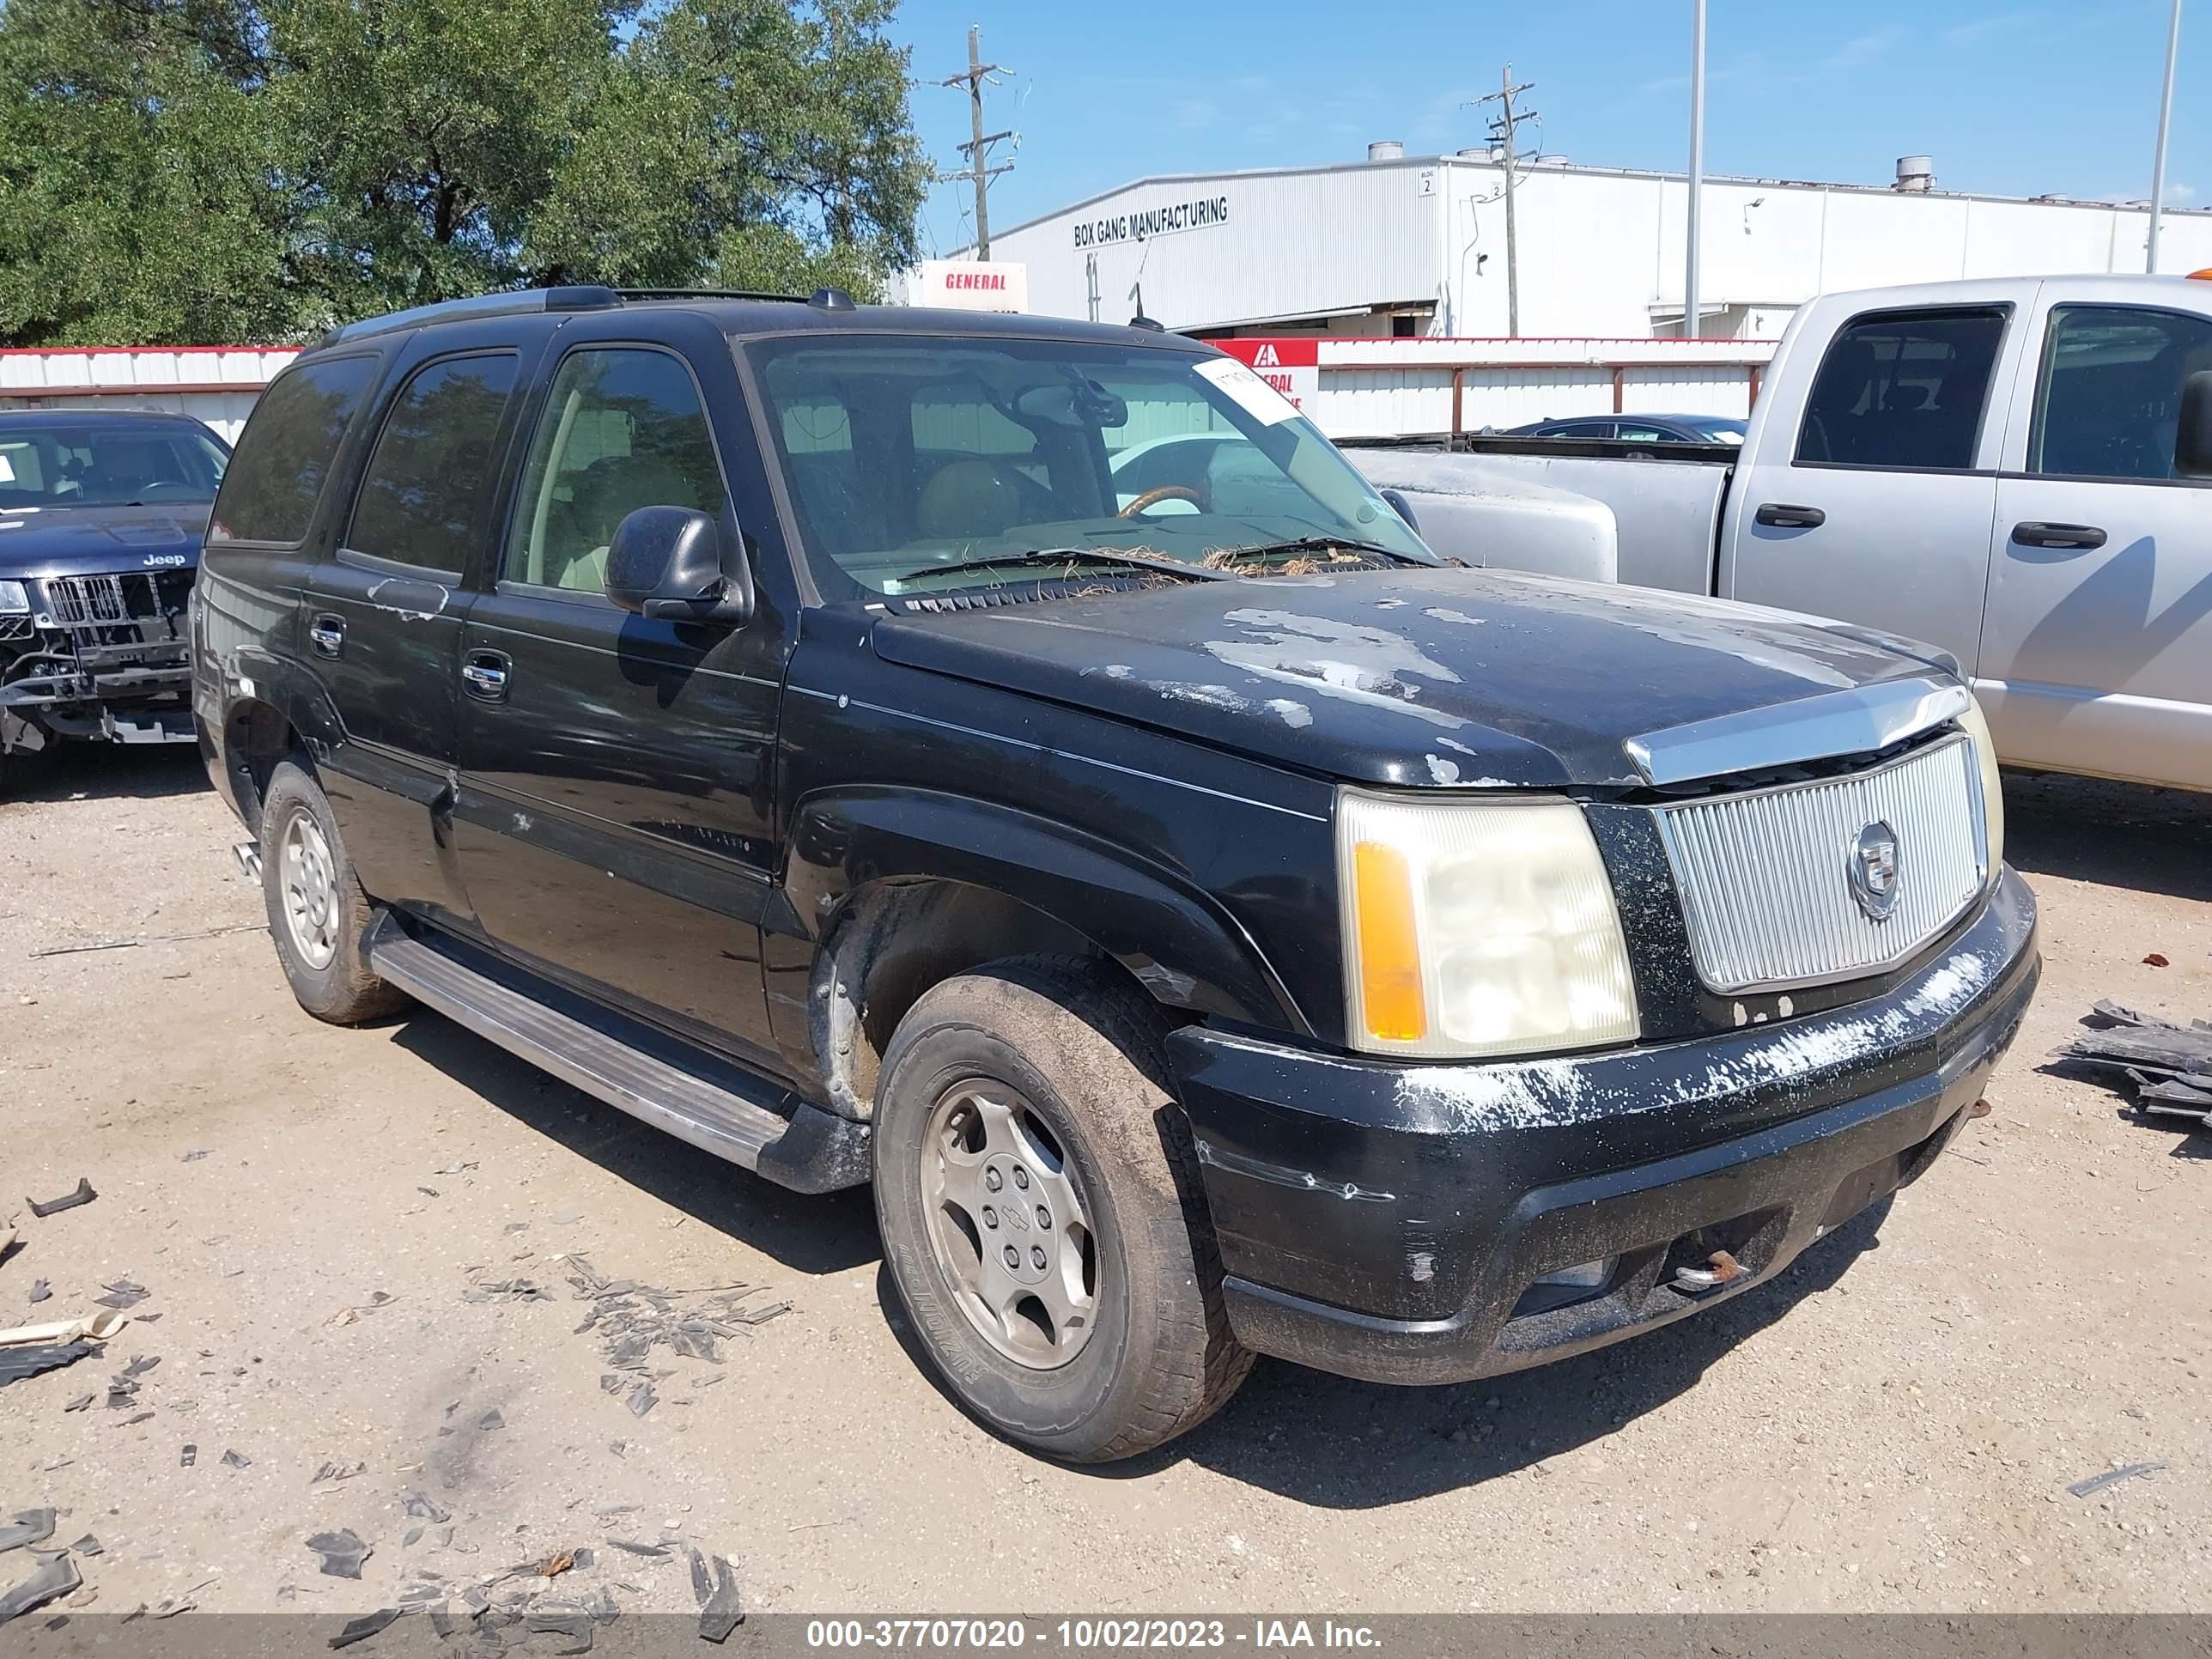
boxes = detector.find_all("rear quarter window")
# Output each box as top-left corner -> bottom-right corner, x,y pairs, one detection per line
208,356 -> 380,545
1795,307 -> 2007,471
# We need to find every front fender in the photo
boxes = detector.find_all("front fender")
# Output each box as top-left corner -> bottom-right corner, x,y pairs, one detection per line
781,785 -> 1310,1034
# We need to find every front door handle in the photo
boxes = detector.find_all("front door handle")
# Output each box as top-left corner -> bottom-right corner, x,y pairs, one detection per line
308,614 -> 345,659
2011,520 -> 2107,550
1753,502 -> 1826,529
462,649 -> 510,702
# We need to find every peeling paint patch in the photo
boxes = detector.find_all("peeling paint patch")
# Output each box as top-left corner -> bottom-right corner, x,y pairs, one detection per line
1263,698 -> 1313,728
1091,664 -> 1137,679
365,577 -> 450,623
1409,1251 -> 1436,1283
1423,606 -> 1487,627
1205,607 -> 1468,730
1425,754 -> 1461,785
1154,681 -> 1248,711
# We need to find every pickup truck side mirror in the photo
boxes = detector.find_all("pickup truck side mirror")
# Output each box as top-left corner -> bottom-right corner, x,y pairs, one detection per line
605,506 -> 754,625
2177,370 -> 2212,478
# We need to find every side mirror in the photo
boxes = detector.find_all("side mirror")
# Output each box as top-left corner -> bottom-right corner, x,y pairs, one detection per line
2177,370 -> 2212,478
605,506 -> 753,624
1379,487 -> 1420,532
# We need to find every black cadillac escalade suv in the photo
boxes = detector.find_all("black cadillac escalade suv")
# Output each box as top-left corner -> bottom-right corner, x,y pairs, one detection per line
194,286 -> 2039,1461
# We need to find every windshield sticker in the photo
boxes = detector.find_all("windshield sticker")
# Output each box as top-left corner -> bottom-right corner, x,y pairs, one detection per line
1194,357 -> 1300,426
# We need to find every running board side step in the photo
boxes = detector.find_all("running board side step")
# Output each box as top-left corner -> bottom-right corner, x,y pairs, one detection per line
368,925 -> 870,1194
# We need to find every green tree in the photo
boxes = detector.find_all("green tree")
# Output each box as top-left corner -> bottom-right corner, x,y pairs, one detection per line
0,0 -> 927,346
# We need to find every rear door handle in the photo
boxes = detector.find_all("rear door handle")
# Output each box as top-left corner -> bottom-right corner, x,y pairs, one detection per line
2011,520 -> 2106,550
1753,502 -> 1826,529
308,614 -> 345,659
462,649 -> 510,702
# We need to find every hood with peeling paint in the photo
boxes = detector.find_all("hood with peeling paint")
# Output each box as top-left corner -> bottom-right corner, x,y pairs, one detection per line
870,568 -> 1952,789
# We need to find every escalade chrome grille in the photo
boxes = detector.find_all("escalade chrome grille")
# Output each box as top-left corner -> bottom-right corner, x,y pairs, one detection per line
1655,733 -> 1987,994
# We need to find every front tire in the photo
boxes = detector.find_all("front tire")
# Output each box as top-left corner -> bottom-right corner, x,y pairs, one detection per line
873,956 -> 1251,1462
259,759 -> 406,1024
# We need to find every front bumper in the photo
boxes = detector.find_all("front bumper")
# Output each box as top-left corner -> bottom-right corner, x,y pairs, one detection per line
1167,866 -> 2039,1386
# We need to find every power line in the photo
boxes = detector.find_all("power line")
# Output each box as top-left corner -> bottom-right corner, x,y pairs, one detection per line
1472,64 -> 1538,337
938,25 -> 1016,259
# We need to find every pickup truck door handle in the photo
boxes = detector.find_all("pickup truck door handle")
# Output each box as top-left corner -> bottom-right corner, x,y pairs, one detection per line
1753,502 -> 1826,529
461,649 -> 511,702
308,614 -> 345,659
2010,520 -> 2107,550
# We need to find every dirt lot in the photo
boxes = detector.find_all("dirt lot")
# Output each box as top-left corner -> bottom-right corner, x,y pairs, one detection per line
2,746 -> 2208,1621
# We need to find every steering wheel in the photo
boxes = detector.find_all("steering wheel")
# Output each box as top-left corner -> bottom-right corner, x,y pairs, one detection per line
1118,483 -> 1206,519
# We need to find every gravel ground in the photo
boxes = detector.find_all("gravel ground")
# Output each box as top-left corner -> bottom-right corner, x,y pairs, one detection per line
1,746 -> 2207,1620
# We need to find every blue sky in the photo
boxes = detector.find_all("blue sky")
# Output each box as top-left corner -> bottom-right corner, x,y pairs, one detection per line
889,0 -> 2206,252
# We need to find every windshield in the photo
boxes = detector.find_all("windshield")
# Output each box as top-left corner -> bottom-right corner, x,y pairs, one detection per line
746,335 -> 1434,595
0,420 -> 228,510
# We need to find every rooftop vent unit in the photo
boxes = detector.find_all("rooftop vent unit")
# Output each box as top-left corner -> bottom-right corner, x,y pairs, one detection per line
1895,155 -> 1935,193
1368,140 -> 1405,161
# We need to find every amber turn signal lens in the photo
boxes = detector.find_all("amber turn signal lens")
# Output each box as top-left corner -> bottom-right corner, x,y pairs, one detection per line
1352,840 -> 1426,1042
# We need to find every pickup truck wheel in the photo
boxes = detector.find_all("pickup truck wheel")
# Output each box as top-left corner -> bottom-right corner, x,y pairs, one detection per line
873,956 -> 1251,1462
259,760 -> 406,1024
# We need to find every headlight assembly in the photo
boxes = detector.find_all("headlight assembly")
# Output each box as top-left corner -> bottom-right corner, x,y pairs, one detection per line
1954,696 -> 2005,877
0,580 -> 28,615
1337,789 -> 1640,1060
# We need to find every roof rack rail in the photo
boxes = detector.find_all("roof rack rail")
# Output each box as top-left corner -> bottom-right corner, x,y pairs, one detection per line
613,288 -> 807,304
319,285 -> 623,347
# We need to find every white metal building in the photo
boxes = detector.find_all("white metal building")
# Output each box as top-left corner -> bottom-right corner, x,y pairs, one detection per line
0,346 -> 301,441
972,151 -> 2212,343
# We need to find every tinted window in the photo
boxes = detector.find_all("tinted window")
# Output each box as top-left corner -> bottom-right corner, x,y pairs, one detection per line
503,349 -> 727,592
0,422 -> 227,510
208,356 -> 377,544
1795,308 -> 2005,470
348,354 -> 520,574
2030,304 -> 2212,480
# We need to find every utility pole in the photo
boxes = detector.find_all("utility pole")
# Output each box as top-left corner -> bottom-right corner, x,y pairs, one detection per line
2148,0 -> 2183,271
1686,0 -> 1707,337
1474,65 -> 1537,337
939,25 -> 1014,259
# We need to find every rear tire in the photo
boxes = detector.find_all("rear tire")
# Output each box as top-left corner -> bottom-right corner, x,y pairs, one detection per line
872,955 -> 1251,1462
259,759 -> 406,1024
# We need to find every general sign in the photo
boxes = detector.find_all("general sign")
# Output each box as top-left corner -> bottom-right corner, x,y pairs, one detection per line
912,259 -> 1030,313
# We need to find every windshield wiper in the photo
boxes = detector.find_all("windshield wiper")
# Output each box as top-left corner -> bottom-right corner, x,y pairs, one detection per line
1217,535 -> 1431,566
889,547 -> 1230,587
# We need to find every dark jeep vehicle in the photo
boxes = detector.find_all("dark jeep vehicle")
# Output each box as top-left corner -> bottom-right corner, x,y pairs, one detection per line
194,287 -> 2039,1461
1,410 -> 229,781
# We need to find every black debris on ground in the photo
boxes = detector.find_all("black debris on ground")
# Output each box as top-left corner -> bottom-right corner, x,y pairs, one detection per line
114,1411 -> 153,1427
221,1449 -> 250,1470
310,1461 -> 368,1485
181,1151 -> 210,1164
24,1180 -> 96,1220
93,1279 -> 147,1310
306,1529 -> 372,1579
478,1409 -> 504,1431
605,1539 -> 667,1558
26,1281 -> 48,1305
399,1492 -> 450,1524
0,1510 -> 57,1554
2055,1003 -> 2212,1131
403,1528 -> 422,1548
0,1550 -> 80,1626
67,1536 -> 100,1559
179,1443 -> 197,1468
0,1343 -> 94,1391
697,1554 -> 744,1644
560,1255 -> 788,1413
327,1607 -> 402,1649
60,1394 -> 92,1413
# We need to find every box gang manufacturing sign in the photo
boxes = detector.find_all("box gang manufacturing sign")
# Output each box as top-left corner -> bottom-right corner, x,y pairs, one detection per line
913,259 -> 1030,313
1073,195 -> 1231,249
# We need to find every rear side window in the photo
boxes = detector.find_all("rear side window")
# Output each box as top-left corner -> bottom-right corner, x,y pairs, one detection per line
1795,308 -> 2006,471
2030,304 -> 2212,480
208,356 -> 378,544
347,353 -> 520,574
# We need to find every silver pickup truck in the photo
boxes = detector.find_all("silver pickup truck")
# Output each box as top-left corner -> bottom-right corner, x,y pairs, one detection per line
1348,276 -> 2212,794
